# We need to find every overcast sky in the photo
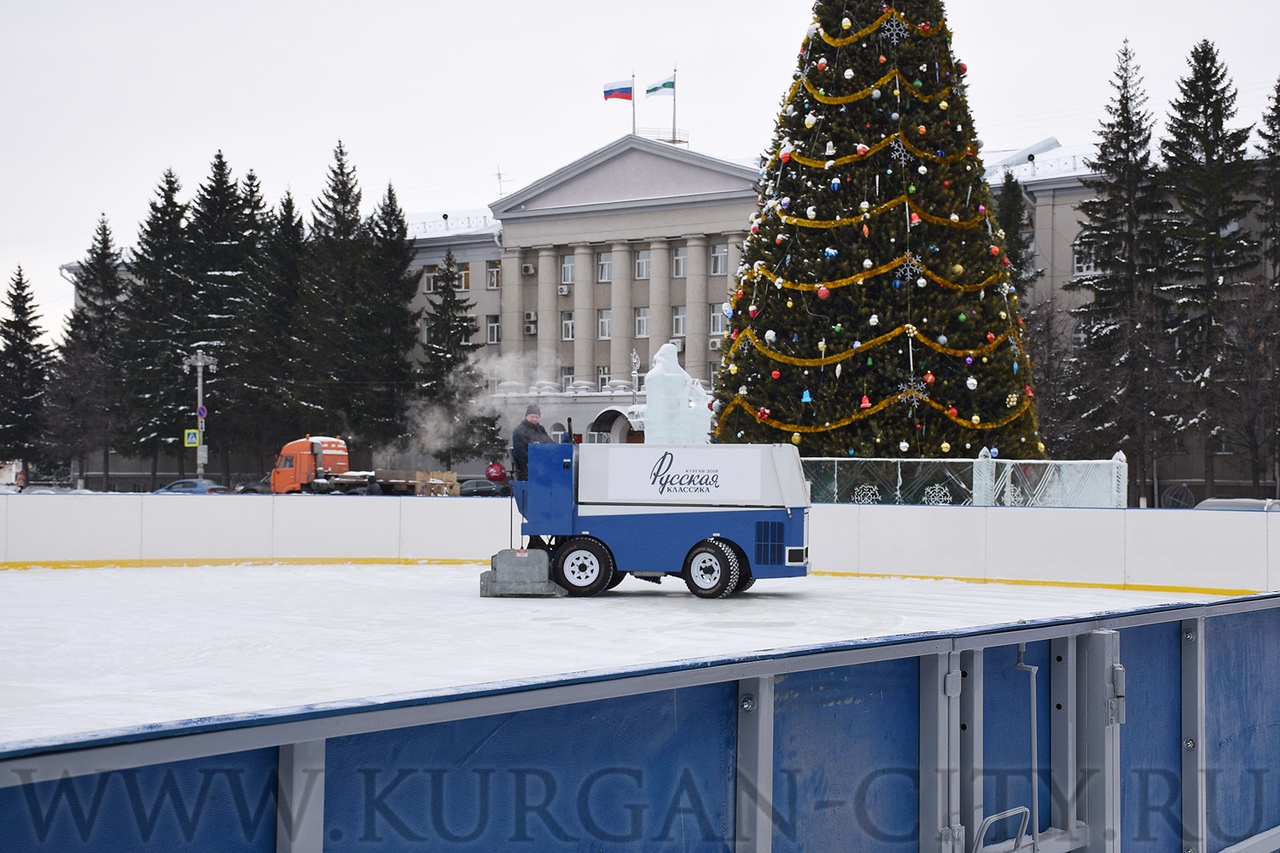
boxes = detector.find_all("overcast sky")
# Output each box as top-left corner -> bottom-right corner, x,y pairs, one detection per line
1,0 -> 1276,340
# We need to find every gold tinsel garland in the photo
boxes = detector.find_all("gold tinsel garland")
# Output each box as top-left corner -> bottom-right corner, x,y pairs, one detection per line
815,9 -> 950,49
724,325 -> 1016,369
715,393 -> 1032,437
776,196 -> 988,231
748,257 -> 1006,295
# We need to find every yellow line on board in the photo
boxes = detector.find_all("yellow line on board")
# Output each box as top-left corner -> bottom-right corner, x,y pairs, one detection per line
0,557 -> 485,572
810,570 -> 1259,598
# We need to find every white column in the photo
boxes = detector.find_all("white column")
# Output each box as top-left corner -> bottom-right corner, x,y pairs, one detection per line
535,246 -> 559,390
609,242 -> 633,390
572,245 -> 595,390
648,240 -> 672,367
685,235 -> 710,382
499,247 -> 525,388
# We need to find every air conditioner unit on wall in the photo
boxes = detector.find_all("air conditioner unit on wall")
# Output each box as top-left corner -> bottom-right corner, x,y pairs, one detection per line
557,285 -> 571,296
670,339 -> 685,352
521,263 -> 536,275
524,311 -> 538,322
524,323 -> 538,335
709,338 -> 722,351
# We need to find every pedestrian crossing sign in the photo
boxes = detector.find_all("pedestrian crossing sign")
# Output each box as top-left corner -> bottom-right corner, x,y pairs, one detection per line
184,429 -> 201,448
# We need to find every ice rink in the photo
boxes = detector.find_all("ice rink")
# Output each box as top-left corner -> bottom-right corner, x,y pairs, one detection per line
0,561 -> 1223,752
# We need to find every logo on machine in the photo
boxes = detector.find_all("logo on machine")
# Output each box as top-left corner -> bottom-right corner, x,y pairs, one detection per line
649,452 -> 722,495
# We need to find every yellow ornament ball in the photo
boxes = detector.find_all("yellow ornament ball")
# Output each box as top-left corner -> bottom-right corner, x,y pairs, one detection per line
787,299 -> 794,308
729,363 -> 739,374
791,433 -> 802,446
1038,442 -> 1046,453
971,414 -> 981,424
941,442 -> 951,453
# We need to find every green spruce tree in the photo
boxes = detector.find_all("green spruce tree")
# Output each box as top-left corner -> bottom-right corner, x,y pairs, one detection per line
1260,75 -> 1280,285
418,249 -> 503,469
299,141 -> 372,435
1160,39 -> 1258,497
186,151 -> 251,474
711,0 -> 1041,458
0,267 -> 52,481
1067,41 -> 1177,504
992,172 -> 1039,292
121,169 -> 192,482
43,217 -> 128,488
357,183 -> 422,446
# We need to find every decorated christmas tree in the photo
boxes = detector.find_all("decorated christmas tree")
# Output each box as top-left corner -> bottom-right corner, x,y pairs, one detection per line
712,0 -> 1043,458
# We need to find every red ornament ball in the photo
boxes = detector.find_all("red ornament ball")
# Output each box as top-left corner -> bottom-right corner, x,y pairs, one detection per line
771,369 -> 781,380
817,285 -> 831,300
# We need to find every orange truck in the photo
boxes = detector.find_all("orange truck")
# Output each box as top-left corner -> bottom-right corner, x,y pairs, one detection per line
270,436 -> 451,495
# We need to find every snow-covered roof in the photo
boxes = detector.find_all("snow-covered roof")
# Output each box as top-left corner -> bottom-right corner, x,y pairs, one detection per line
983,138 -> 1097,183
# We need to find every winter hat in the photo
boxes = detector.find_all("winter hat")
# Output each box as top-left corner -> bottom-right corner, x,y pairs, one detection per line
526,404 -> 541,416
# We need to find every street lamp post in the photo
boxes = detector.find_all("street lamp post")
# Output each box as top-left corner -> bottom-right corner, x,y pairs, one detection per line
182,349 -> 218,477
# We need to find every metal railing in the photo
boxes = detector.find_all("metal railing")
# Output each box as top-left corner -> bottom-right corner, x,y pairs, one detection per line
802,450 -> 1127,508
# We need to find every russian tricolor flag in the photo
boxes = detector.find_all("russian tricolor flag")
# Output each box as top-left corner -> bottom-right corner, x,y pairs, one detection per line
603,79 -> 634,101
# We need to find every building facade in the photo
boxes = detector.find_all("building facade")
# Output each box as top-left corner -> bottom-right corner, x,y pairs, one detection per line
410,136 -> 758,443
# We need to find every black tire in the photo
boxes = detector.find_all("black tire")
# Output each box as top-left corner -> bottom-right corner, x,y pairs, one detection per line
682,538 -> 740,599
606,571 -> 626,590
724,541 -> 756,594
552,537 -> 615,597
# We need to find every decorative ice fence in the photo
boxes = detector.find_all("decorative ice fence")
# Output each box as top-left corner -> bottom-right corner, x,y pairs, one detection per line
802,449 -> 1128,508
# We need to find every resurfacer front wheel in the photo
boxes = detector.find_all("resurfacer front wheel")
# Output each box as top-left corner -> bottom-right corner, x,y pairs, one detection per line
552,537 -> 615,597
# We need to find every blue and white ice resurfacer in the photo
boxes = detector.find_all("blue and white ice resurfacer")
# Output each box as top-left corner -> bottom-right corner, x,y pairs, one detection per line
512,443 -> 810,598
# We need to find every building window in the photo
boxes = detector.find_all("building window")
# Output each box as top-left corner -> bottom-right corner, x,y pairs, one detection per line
561,255 -> 575,285
561,311 -> 575,341
636,365 -> 648,392
710,244 -> 728,276
561,366 -> 575,392
421,318 -> 431,345
486,315 -> 500,345
635,250 -> 651,280
597,365 -> 611,390
598,309 -> 612,340
486,261 -> 500,290
672,246 -> 687,279
635,307 -> 650,338
597,252 -> 613,283
422,265 -> 439,293
1072,240 -> 1097,276
710,304 -> 726,335
672,305 -> 687,337
458,263 -> 471,290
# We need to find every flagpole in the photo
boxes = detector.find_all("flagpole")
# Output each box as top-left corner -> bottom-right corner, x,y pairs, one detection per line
631,73 -> 637,136
671,66 -> 677,144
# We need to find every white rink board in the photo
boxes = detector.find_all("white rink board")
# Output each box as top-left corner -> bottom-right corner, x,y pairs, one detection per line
1,495 -> 1278,592
0,562 -> 1224,750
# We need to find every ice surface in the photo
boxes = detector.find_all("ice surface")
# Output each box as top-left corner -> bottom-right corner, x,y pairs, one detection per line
0,562 -> 1221,749
642,341 -> 713,444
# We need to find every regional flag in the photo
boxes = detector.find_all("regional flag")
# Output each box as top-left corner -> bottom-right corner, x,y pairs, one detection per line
646,74 -> 676,97
603,80 -> 634,101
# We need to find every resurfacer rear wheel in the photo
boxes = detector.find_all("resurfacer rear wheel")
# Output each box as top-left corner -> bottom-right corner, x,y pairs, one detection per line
682,538 -> 740,599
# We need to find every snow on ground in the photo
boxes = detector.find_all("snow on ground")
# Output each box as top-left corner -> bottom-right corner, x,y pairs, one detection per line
0,562 -> 1221,748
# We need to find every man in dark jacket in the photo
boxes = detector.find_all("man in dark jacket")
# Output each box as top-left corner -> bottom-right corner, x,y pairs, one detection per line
511,404 -> 553,480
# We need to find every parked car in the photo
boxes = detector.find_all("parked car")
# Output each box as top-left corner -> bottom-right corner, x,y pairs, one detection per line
459,478 -> 512,497
234,474 -> 272,494
153,478 -> 229,495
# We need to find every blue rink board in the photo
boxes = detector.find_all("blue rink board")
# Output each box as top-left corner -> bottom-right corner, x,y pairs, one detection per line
5,596 -> 1280,852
